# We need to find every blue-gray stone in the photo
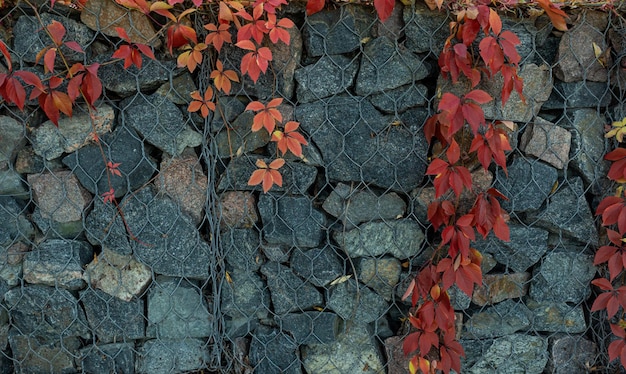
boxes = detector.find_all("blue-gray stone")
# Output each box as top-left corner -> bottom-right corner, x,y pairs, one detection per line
530,250 -> 596,304
467,334 -> 548,374
97,55 -> 180,97
0,197 -> 34,246
494,157 -> 557,213
9,333 -> 79,374
250,326 -> 301,374
78,343 -> 135,374
368,83 -> 428,114
222,228 -> 262,271
290,245 -> 344,287
261,261 -> 323,315
80,288 -> 145,343
544,80 -> 611,109
221,268 -> 270,320
296,55 -> 359,103
136,339 -> 210,374
327,279 -> 388,323
463,300 -> 531,339
275,312 -> 343,344
403,2 -> 450,54
23,239 -> 93,290
333,220 -> 424,259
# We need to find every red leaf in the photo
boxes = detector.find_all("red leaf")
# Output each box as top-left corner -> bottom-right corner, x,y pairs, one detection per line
464,89 -> 492,104
446,139 -> 460,164
44,48 -> 57,74
374,0 -> 394,22
306,0 -> 325,15
537,0 -> 568,31
0,40 -> 12,71
64,41 -> 84,53
46,20 -> 66,46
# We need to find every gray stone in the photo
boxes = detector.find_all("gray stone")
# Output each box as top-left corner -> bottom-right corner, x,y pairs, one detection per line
215,111 -> 270,157
472,272 -> 530,306
261,244 -> 291,263
356,257 -> 401,300
83,249 -> 151,302
224,316 -> 259,340
0,116 -> 25,165
222,228 -> 262,272
547,334 -> 597,374
261,262 -> 323,315
403,2 -> 450,54
374,0 -> 404,40
0,196 -> 33,242
218,156 -> 317,193
467,334 -> 548,374
528,177 -> 598,246
258,194 -> 326,248
219,191 -> 258,230
355,36 -> 430,96
62,126 -> 157,198
249,326 -> 301,374
0,169 -> 28,198
493,157 -> 557,212
31,104 -> 115,161
210,96 -> 246,132
475,223 -> 549,272
304,5 -> 375,57
530,250 -> 596,303
333,220 -> 424,259
322,183 -> 407,228
275,312 -> 343,344
368,83 -> 428,113
301,323 -> 384,374
448,284 -> 472,310
121,94 -> 202,156
155,72 -> 196,105
296,55 -> 359,103
146,277 -> 213,339
9,334 -> 80,374
0,246 -> 22,287
221,268 -> 270,320
555,10 -> 608,82
13,13 -> 93,64
543,80 -> 612,109
5,285 -> 90,342
290,246 -> 344,287
80,288 -> 145,342
519,117 -> 571,170
136,339 -> 210,374
526,300 -> 586,333
97,55 -> 180,97
78,343 -> 135,374
85,198 -> 133,255
297,96 -> 428,191
327,279 -> 388,323
463,300 -> 531,339
23,239 -> 93,290
15,146 -> 63,175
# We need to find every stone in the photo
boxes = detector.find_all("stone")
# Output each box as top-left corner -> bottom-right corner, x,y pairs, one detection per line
297,96 -> 428,191
374,0 -> 404,40
221,268 -> 270,320
558,109 -> 610,194
356,257 -> 401,301
83,248 -> 152,302
78,343 -> 135,374
333,220 -> 424,259
249,326 -> 301,374
275,312 -> 343,345
448,284 -> 472,310
528,177 -> 598,246
463,300 -> 531,339
146,277 -> 213,339
23,239 -> 93,290
222,228 -> 262,272
13,13 -> 93,64
157,150 -> 208,225
80,288 -> 145,342
355,36 -> 430,96
519,117 -> 571,169
0,169 -> 28,198
304,5 -> 375,57
218,156 -> 318,193
295,55 -> 359,103
322,183 -> 407,228
0,197 -> 35,246
5,285 -> 90,342
0,246 -> 22,287
85,198 -> 133,255
224,316 -> 259,340
530,250 -> 596,304
215,111 -> 270,157
368,83 -> 428,113
547,334 -> 597,374
9,334 -> 80,374
261,262 -> 323,315
63,125 -> 157,198
136,339 -> 210,374
290,246 -> 344,287
543,80 -> 612,109
31,104 -> 115,161
219,191 -> 258,230
81,0 -> 159,46
327,279 -> 388,323
5,242 -> 28,266
472,272 -> 530,306
403,2 -> 450,54
28,170 -> 91,223
258,194 -> 326,248
467,334 -> 548,374
210,96 -> 246,132
261,244 -> 291,263
301,324 -> 384,374
97,55 -> 180,97
15,146 -> 63,175
554,10 -> 608,82
384,336 -> 410,374
121,94 -> 202,156
526,300 -> 586,333
155,73 -> 196,105
0,116 -> 25,165
493,157 -> 557,213
474,223 -> 549,273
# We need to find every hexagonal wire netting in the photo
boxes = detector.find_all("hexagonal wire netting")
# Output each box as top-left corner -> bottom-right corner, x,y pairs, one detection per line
0,0 -> 626,373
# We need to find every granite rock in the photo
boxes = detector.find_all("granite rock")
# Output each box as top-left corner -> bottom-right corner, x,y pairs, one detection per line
333,220 -> 424,259
136,339 -> 210,374
327,279 -> 388,323
519,117 -> 571,170
290,246 -> 344,287
530,250 -> 596,303
261,262 -> 323,315
295,55 -> 359,103
80,288 -> 145,342
249,326 -> 301,374
23,239 -> 93,290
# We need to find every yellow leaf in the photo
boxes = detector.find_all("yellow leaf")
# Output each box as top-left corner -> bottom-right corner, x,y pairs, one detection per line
329,275 -> 352,286
593,42 -> 602,59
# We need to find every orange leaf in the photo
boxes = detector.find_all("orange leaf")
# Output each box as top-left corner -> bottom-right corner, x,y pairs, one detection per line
537,0 -> 568,31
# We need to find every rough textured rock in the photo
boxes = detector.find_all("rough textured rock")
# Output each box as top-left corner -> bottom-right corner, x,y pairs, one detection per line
275,312 -> 343,344
467,334 -> 548,373
258,194 -> 326,248
295,55 -> 359,103
78,343 -> 135,374
210,96 -> 246,132
493,157 -> 557,213
155,73 -> 196,105
0,169 -> 28,198
9,334 -> 80,374
543,80 -> 612,109
146,277 -> 213,339
333,220 -> 424,259
526,300 -> 586,333
249,326 -> 301,374
384,336 -> 410,374
0,116 -> 25,166
547,334 -> 597,374
290,246 -> 344,287
0,197 -> 35,247
80,288 -> 145,342
356,257 -> 401,301
297,96 -> 428,191
221,268 -> 270,320
519,117 -> 572,169
472,272 -> 530,306
261,262 -> 323,315
463,300 -> 531,339
136,339 -> 210,374
81,0 -> 159,46
530,250 -> 596,303
368,83 -> 428,113
474,224 -> 549,272
215,111 -> 270,157
23,239 -> 93,290
219,191 -> 258,230
97,55 -> 179,97
222,228 -> 262,272
403,2 -> 450,54
327,279 -> 388,323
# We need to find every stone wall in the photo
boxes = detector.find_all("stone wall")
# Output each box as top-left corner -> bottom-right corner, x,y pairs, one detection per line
0,1 -> 622,373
